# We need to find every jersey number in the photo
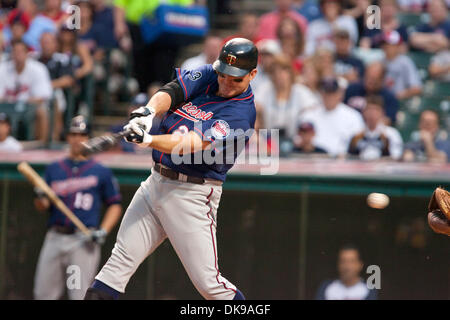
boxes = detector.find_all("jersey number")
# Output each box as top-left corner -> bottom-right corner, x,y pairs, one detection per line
74,192 -> 93,211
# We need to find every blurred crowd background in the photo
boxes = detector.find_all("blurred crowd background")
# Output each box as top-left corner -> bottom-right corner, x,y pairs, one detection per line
0,0 -> 449,164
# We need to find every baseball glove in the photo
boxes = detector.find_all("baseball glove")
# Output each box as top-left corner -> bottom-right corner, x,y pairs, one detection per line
427,187 -> 450,236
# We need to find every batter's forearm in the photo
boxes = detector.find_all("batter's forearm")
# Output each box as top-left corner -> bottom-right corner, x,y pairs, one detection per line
149,132 -> 209,154
146,91 -> 172,116
100,204 -> 123,233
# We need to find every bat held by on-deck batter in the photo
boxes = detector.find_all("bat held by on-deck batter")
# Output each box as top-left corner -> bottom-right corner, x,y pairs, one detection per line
17,161 -> 92,236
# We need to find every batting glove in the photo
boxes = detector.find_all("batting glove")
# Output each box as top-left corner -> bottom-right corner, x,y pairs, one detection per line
124,122 -> 153,147
125,106 -> 156,132
90,228 -> 107,245
34,186 -> 47,199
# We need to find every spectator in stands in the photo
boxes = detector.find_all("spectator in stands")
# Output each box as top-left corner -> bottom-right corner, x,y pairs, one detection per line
276,16 -> 305,74
333,28 -> 364,84
292,121 -> 327,154
36,31 -> 74,141
2,9 -> 31,55
342,0 -> 371,44
403,109 -> 450,163
292,0 -> 322,22
255,54 -> 322,140
316,244 -> 378,300
57,26 -> 93,81
348,95 -> 403,161
305,0 -> 359,56
344,61 -> 399,125
223,13 -> 259,44
409,0 -> 450,53
42,0 -> 68,28
92,0 -> 131,52
428,43 -> 450,82
359,0 -> 409,49
302,77 -> 365,157
397,0 -> 428,13
256,0 -> 308,42
252,39 -> 282,93
0,40 -> 52,142
16,0 -> 57,51
113,0 -> 191,91
381,30 -> 423,100
0,112 -> 23,152
180,34 -> 222,70
76,1 -> 102,58
298,49 -> 334,103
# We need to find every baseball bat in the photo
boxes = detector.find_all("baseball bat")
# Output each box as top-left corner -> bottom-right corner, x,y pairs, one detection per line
17,161 -> 92,236
80,129 -> 132,156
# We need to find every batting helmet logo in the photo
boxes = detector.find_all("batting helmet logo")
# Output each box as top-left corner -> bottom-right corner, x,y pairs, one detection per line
226,54 -> 237,65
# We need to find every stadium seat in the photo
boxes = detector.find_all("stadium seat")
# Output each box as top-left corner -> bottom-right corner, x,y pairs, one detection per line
423,80 -> 450,98
407,51 -> 433,70
396,110 -> 421,142
397,12 -> 426,27
419,96 -> 449,112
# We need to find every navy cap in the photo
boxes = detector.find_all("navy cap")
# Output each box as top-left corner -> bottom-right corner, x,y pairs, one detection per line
298,122 -> 315,132
0,112 -> 11,124
320,77 -> 340,93
69,115 -> 89,134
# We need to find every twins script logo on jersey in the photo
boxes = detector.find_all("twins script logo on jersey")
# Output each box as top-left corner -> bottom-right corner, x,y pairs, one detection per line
174,102 -> 214,122
51,176 -> 99,197
211,120 -> 230,139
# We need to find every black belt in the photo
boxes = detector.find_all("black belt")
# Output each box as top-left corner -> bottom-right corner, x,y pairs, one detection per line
51,225 -> 76,234
154,163 -> 207,185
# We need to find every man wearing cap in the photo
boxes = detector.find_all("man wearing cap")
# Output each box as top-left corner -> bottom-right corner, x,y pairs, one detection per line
293,121 -> 327,154
302,77 -> 365,157
333,29 -> 365,83
33,115 -> 123,299
85,38 -> 258,300
0,112 -> 22,152
344,61 -> 399,125
381,30 -> 423,101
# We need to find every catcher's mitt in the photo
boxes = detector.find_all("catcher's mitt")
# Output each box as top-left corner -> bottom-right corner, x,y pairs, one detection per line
427,187 -> 450,236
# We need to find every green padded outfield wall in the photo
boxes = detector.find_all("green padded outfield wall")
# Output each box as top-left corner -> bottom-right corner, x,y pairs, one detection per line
1,180 -> 448,300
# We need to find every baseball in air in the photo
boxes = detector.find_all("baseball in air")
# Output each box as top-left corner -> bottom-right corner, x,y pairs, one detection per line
367,193 -> 390,209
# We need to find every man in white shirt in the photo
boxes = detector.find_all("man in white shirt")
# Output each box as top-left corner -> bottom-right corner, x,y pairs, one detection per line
0,112 -> 22,152
180,34 -> 223,71
0,40 -> 53,142
302,77 -> 365,156
316,244 -> 378,300
348,95 -> 403,160
305,0 -> 359,56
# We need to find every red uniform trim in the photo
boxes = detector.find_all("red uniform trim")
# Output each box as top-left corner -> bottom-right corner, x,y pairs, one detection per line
206,188 -> 236,295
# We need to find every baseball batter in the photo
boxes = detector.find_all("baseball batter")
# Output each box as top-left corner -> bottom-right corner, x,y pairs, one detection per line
33,116 -> 123,300
85,38 -> 258,300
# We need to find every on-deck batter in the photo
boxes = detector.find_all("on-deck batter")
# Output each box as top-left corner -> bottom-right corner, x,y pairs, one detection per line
84,38 -> 258,300
33,116 -> 123,300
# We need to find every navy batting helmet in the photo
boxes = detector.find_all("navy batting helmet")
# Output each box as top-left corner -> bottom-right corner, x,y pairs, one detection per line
69,115 -> 90,135
212,38 -> 258,77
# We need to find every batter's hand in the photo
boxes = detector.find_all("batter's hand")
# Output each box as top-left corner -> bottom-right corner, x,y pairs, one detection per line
125,106 -> 156,132
90,228 -> 107,245
123,122 -> 153,147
